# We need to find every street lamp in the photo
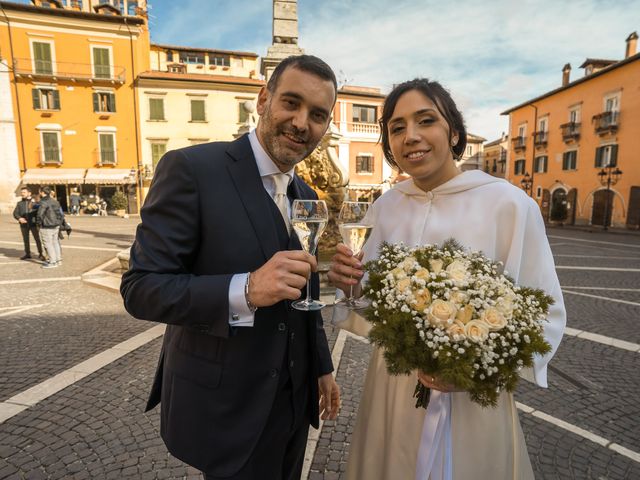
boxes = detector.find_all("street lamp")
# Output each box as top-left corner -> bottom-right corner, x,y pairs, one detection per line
597,165 -> 623,231
520,171 -> 533,194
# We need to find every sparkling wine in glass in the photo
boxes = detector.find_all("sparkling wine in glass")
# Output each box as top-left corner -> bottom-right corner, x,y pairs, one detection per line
291,199 -> 328,311
336,201 -> 372,309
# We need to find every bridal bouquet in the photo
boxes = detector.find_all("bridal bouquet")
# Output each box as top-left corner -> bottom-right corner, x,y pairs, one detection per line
363,240 -> 553,408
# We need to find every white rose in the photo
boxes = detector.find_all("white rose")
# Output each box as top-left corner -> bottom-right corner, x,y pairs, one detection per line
445,260 -> 469,283
427,299 -> 457,327
429,259 -> 444,274
396,278 -> 411,292
414,268 -> 430,281
464,320 -> 490,342
449,291 -> 468,305
447,320 -> 466,337
391,266 -> 406,279
411,288 -> 432,312
402,256 -> 417,273
455,304 -> 475,324
480,307 -> 508,331
496,293 -> 517,319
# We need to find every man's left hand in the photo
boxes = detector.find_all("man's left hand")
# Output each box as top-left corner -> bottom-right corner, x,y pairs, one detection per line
318,373 -> 340,420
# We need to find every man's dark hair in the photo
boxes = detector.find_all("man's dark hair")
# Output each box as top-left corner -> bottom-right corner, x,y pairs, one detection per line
20,186 -> 30,193
41,186 -> 52,195
266,55 -> 337,97
379,78 -> 468,170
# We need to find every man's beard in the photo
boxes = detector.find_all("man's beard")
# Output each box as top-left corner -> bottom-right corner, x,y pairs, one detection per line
260,107 -> 318,170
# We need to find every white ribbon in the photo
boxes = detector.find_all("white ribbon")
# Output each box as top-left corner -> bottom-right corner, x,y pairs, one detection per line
415,391 -> 452,480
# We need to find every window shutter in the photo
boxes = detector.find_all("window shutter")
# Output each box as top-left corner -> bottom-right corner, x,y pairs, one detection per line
32,89 -> 41,109
93,93 -> 100,112
544,156 -> 548,172
595,146 -> 602,167
52,90 -> 60,110
108,93 -> 116,112
191,100 -> 205,121
610,144 -> 618,167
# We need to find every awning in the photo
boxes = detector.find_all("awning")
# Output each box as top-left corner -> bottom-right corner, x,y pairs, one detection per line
21,168 -> 86,185
84,168 -> 136,185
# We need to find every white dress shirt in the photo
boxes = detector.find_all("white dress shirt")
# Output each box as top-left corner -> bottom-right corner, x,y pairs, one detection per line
228,129 -> 294,327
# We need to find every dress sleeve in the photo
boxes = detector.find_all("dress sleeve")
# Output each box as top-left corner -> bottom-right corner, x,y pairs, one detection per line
505,198 -> 566,387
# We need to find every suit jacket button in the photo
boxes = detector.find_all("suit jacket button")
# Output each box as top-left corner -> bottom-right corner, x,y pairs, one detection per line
289,360 -> 295,368
269,368 -> 278,378
290,332 -> 295,341
278,323 -> 286,331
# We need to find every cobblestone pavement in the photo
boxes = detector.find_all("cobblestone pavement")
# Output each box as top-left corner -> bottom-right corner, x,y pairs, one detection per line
0,216 -> 639,479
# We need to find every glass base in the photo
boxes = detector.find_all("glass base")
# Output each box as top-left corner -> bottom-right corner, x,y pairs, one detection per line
334,297 -> 369,311
292,299 -> 326,311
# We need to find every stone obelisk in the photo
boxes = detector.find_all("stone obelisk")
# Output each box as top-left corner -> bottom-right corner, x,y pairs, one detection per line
261,0 -> 304,82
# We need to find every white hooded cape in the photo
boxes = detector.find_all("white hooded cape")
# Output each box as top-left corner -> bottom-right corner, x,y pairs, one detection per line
332,170 -> 566,480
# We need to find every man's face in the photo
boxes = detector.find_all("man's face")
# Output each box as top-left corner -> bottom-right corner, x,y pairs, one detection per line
20,189 -> 29,199
256,67 -> 336,172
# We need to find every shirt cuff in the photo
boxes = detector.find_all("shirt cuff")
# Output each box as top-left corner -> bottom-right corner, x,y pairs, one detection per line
229,273 -> 255,327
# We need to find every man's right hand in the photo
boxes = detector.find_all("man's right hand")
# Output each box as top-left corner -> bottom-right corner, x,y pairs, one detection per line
248,250 -> 317,307
18,218 -> 27,224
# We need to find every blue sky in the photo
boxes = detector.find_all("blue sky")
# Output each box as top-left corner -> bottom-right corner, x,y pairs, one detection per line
17,0 -> 639,139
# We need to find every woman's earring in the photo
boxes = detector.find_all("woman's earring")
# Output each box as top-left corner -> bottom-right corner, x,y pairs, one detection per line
451,138 -> 458,146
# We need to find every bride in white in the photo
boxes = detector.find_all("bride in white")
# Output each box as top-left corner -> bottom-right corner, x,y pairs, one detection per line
329,78 -> 566,480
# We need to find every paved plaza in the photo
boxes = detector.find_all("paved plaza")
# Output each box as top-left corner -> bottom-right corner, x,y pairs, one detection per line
0,214 -> 639,479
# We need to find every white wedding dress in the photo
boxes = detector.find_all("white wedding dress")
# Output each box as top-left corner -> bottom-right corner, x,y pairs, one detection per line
333,171 -> 566,480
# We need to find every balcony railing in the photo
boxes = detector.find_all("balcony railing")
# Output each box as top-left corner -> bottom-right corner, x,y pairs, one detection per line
13,58 -> 126,84
347,122 -> 380,135
592,111 -> 619,135
560,122 -> 581,142
533,131 -> 548,147
38,147 -> 62,165
511,136 -> 526,151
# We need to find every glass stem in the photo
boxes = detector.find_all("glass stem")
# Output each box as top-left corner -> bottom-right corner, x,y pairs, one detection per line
305,278 -> 312,305
348,281 -> 354,301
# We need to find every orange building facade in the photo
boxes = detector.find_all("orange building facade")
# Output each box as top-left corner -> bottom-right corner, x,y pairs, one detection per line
0,0 -> 149,212
503,32 -> 640,229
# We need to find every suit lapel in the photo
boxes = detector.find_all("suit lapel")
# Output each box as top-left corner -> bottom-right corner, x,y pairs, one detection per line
226,135 -> 280,261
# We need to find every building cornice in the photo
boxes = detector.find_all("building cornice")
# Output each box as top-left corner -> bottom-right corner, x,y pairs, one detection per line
0,1 -> 146,26
151,43 -> 258,59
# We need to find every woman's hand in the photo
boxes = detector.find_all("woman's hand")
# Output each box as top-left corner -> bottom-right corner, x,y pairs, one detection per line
417,370 -> 464,393
327,243 -> 365,297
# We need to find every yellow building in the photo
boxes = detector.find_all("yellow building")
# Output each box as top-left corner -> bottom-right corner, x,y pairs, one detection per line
483,134 -> 508,179
0,0 -> 149,212
137,44 -> 263,197
502,32 -> 640,229
333,85 -> 389,201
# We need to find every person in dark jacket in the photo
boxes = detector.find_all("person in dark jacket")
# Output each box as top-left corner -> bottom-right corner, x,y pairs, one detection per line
13,187 -> 45,261
36,186 -> 63,268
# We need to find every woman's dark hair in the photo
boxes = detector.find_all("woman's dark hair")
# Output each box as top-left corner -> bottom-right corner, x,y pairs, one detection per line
379,78 -> 467,169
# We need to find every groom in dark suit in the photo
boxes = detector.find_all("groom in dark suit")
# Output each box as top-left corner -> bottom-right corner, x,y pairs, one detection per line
121,55 -> 340,480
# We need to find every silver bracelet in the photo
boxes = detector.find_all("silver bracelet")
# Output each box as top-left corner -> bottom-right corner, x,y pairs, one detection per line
244,272 -> 258,313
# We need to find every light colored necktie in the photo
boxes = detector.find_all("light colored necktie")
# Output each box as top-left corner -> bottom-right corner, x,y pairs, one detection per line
272,173 -> 291,233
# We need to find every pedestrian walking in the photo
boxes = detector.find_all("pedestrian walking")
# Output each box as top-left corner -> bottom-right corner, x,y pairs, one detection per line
36,186 -> 64,268
12,187 -> 45,261
70,188 -> 81,215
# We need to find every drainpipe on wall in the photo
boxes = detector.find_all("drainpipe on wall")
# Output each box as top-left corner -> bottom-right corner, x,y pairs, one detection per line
124,16 -> 143,214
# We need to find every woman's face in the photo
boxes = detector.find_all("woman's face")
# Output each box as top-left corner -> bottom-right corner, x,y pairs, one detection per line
387,89 -> 459,192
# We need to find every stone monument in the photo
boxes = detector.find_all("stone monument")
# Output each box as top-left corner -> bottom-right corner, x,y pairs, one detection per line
261,0 -> 304,82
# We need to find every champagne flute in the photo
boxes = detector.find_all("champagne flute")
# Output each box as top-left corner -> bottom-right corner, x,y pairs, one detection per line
291,199 -> 328,311
336,201 -> 372,309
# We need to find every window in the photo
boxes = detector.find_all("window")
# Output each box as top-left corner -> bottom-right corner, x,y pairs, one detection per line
538,117 -> 548,132
595,144 -> 618,168
534,155 -> 548,173
492,159 -> 497,173
151,142 -> 166,168
149,98 -> 165,120
209,54 -> 230,67
179,51 -> 205,64
467,146 -> 473,156
32,88 -> 60,110
514,159 -> 525,175
536,186 -> 542,199
92,47 -> 111,79
190,99 -> 206,122
604,95 -> 620,113
98,133 -> 116,164
93,91 -> 116,113
569,107 -> 580,123
168,64 -> 186,73
562,151 -> 577,170
517,124 -> 526,138
352,105 -> 376,123
32,41 -> 53,75
356,155 -> 374,174
40,131 -> 61,164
